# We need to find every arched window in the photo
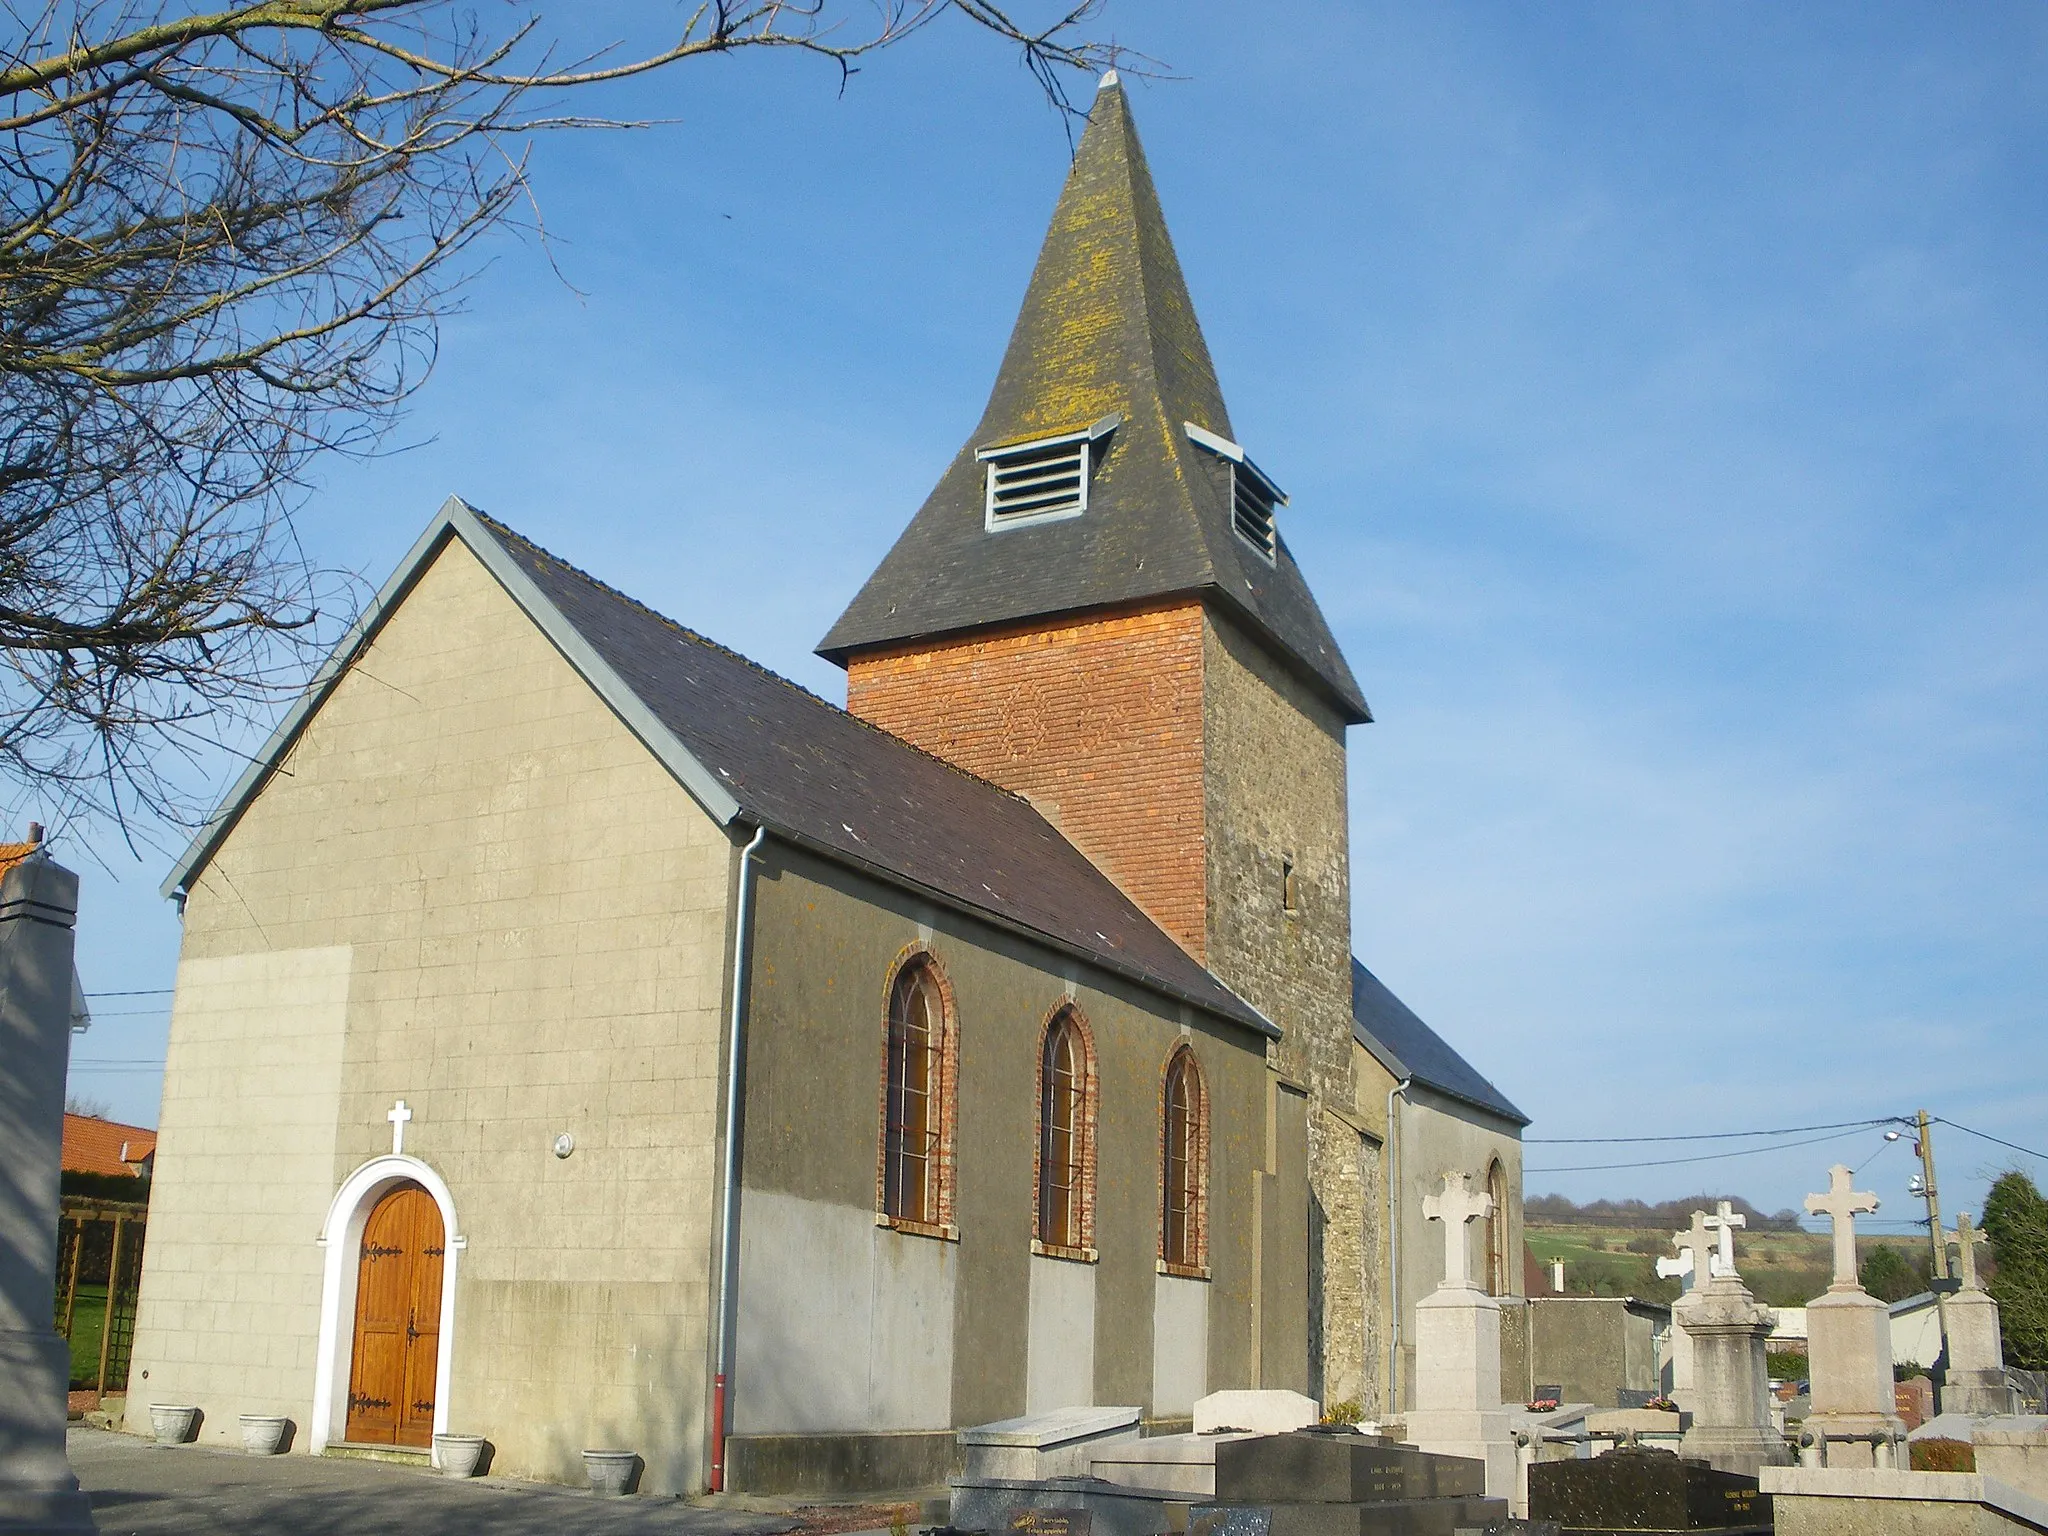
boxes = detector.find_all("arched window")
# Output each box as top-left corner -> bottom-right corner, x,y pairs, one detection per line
1036,1008 -> 1095,1255
1160,1045 -> 1208,1274
1485,1158 -> 1509,1296
881,953 -> 954,1231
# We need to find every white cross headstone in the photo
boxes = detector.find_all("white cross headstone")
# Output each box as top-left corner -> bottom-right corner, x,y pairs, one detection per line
388,1099 -> 412,1157
1423,1171 -> 1494,1291
1950,1211 -> 1989,1292
1804,1163 -> 1879,1289
1657,1241 -> 1697,1292
1706,1199 -> 1747,1276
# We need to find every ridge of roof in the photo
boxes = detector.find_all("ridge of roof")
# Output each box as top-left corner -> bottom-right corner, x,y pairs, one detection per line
469,511 -> 1035,811
1351,958 -> 1528,1127
816,77 -> 1369,724
163,497 -> 1275,1040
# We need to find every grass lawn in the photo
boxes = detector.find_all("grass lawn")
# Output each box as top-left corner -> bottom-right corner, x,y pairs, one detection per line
60,1285 -> 135,1390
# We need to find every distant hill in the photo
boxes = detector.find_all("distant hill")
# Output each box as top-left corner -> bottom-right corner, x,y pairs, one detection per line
1525,1192 -> 1804,1232
1524,1192 -> 1927,1308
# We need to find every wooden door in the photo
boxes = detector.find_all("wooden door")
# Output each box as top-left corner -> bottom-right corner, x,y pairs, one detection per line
345,1182 -> 444,1447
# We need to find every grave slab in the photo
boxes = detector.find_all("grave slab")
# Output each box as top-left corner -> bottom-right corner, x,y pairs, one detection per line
1088,1434 -> 1254,1498
1529,1448 -> 1771,1535
1974,1419 -> 2048,1505
959,1408 -> 1143,1482
1187,1495 -> 1509,1536
1761,1464 -> 2048,1536
1211,1432 -> 1485,1504
1193,1393 -> 1320,1437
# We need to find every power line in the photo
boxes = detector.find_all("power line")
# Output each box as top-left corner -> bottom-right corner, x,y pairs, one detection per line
82,988 -> 173,998
1527,1126 -> 1880,1175
1526,1117 -> 1899,1146
1935,1118 -> 2048,1162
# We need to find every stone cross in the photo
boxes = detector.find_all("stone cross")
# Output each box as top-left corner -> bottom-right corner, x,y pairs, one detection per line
1423,1170 -> 1494,1291
1656,1243 -> 1696,1290
387,1098 -> 412,1157
1804,1163 -> 1879,1289
1950,1211 -> 1989,1292
1706,1199 -> 1747,1275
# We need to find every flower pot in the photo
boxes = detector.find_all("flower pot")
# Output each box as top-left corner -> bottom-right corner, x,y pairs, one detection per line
149,1404 -> 199,1446
434,1433 -> 487,1479
582,1449 -> 638,1497
238,1414 -> 288,1455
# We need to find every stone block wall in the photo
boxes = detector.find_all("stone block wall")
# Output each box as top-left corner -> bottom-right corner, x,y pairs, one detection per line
129,537 -> 734,1493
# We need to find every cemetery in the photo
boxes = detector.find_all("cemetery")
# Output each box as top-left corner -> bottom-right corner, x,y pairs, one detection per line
0,15 -> 2041,1536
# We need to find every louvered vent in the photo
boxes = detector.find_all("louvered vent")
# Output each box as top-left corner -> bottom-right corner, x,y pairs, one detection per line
988,438 -> 1088,521
978,415 -> 1121,531
1231,468 -> 1277,558
1185,421 -> 1284,565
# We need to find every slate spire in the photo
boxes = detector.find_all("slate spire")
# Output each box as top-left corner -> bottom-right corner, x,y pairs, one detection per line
818,74 -> 1368,723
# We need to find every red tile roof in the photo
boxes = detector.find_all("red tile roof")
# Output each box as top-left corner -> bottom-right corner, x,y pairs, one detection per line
61,1113 -> 156,1177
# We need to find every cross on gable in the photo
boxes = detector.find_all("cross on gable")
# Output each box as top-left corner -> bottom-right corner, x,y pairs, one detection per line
1422,1171 -> 1494,1291
1706,1199 -> 1747,1276
1950,1211 -> 1989,1291
1804,1163 -> 1879,1290
387,1099 -> 412,1157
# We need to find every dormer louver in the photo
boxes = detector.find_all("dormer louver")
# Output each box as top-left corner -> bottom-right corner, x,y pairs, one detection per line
1185,422 -> 1283,564
978,414 -> 1122,531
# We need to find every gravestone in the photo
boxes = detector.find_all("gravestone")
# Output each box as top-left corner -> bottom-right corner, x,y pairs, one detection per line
1800,1165 -> 1904,1466
1193,1430 -> 1506,1536
1400,1172 -> 1515,1499
1657,1230 -> 1707,1401
1943,1213 -> 2018,1417
1674,1210 -> 1790,1478
0,845 -> 98,1533
1529,1448 -> 1772,1535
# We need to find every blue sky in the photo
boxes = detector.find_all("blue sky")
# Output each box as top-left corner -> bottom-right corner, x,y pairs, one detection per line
55,2 -> 2047,1233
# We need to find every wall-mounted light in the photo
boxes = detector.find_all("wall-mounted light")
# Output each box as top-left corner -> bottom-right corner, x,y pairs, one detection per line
553,1132 -> 575,1159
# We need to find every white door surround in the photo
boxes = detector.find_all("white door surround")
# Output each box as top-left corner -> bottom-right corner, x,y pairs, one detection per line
310,1154 -> 465,1456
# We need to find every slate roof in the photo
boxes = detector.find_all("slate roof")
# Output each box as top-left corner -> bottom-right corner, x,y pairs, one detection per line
1352,959 -> 1527,1126
816,75 -> 1369,725
164,502 -> 1273,1040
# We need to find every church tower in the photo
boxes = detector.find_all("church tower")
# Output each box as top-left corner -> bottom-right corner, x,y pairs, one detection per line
819,75 -> 1376,1405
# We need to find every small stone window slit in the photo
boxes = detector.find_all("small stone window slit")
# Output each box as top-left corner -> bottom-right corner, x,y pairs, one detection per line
1282,856 -> 1300,915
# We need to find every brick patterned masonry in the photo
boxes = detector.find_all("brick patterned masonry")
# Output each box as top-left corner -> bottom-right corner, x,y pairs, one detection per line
846,600 -> 1209,958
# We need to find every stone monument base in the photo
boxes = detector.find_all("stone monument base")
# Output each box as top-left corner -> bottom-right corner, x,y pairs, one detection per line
1762,1464 -> 2048,1535
0,1328 -> 97,1533
1400,1407 -> 1514,1502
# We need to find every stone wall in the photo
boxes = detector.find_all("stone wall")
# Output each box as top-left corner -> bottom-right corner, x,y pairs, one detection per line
1200,608 -> 1361,1407
129,537 -> 735,1493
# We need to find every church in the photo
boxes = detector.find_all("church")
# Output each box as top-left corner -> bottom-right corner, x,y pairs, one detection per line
126,75 -> 1526,1494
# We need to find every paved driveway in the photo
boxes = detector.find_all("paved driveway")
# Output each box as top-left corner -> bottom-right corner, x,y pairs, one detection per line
71,1428 -> 809,1536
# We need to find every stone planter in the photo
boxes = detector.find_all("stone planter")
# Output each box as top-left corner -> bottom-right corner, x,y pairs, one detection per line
238,1415 -> 289,1455
582,1449 -> 639,1497
434,1433 -> 487,1479
149,1404 -> 200,1446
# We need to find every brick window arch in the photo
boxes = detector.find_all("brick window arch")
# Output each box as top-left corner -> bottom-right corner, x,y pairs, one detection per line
878,949 -> 958,1237
1034,1005 -> 1097,1259
1160,1044 -> 1209,1276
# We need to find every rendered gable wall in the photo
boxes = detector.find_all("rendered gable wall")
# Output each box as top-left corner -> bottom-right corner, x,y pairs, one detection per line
128,536 -> 736,1492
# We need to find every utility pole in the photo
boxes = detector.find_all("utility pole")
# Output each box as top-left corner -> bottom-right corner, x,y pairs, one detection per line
1916,1109 -> 1950,1283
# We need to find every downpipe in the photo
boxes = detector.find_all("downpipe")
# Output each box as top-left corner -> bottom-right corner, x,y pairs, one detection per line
710,822 -> 767,1493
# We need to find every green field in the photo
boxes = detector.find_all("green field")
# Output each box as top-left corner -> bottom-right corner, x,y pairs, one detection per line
1526,1224 -> 1931,1309
59,1285 -> 136,1390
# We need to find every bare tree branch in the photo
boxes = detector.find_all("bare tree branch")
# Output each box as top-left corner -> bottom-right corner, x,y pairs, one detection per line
0,0 -> 1118,837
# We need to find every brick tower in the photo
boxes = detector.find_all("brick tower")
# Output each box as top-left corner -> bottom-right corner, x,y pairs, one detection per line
818,74 -> 1375,1405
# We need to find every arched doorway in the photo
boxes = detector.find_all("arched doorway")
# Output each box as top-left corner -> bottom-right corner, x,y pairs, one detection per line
344,1181 -> 444,1446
